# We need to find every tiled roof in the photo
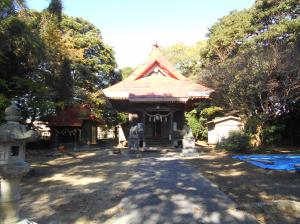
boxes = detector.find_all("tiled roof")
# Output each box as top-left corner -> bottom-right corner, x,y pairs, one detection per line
48,105 -> 101,127
103,46 -> 213,102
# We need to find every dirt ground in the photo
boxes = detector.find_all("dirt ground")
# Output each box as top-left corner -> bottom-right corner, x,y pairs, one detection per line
187,147 -> 300,224
17,146 -> 300,224
19,148 -> 139,224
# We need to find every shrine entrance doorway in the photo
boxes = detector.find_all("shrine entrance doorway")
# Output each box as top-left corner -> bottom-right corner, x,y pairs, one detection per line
153,119 -> 162,137
144,111 -> 171,146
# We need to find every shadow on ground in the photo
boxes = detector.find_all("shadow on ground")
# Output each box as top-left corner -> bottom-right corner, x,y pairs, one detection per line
19,149 -> 139,224
112,153 -> 257,224
186,147 -> 300,224
19,146 -> 299,224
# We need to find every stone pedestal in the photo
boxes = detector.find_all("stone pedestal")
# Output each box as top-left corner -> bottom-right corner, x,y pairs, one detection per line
182,137 -> 198,157
182,137 -> 195,149
0,202 -> 21,224
0,162 -> 30,203
182,147 -> 198,157
128,137 -> 139,152
1,178 -> 21,202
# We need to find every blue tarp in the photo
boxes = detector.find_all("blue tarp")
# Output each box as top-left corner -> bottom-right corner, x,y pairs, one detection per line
232,154 -> 300,171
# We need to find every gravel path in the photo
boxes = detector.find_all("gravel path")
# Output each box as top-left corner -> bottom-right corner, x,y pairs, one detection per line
111,153 -> 258,224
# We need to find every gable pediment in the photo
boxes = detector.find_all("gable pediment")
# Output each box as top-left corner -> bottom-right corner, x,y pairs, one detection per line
134,61 -> 179,80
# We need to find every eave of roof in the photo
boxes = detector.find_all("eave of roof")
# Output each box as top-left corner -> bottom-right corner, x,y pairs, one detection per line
207,116 -> 242,125
48,106 -> 102,127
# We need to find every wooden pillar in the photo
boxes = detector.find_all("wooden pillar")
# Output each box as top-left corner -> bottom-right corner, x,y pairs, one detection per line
74,129 -> 77,151
87,123 -> 91,145
142,111 -> 146,147
78,129 -> 82,143
128,113 -> 133,123
54,131 -> 58,148
170,111 -> 174,146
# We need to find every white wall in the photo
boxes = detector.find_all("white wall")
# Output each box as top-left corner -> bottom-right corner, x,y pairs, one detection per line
208,119 -> 243,145
118,126 -> 126,143
97,127 -> 115,139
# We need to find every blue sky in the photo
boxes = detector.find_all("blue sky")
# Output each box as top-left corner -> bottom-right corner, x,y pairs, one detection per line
27,0 -> 255,68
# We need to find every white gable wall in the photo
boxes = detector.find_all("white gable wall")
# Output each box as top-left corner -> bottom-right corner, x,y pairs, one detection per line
208,118 -> 243,145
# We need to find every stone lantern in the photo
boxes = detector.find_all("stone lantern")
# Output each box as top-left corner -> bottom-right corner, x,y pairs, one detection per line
0,103 -> 38,224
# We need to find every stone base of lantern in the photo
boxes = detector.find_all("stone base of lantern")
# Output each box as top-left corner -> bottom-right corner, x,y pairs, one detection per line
0,202 -> 20,224
0,198 -> 37,224
0,163 -> 33,224
0,178 -> 21,202
0,202 -> 36,224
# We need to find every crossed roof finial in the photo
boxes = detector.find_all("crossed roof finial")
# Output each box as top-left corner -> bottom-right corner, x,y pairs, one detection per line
152,43 -> 160,50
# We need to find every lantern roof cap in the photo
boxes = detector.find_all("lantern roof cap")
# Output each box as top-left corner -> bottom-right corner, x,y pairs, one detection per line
5,103 -> 21,122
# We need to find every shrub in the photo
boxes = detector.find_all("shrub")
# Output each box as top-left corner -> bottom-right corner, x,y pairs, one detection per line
201,106 -> 223,120
185,110 -> 207,140
217,130 -> 252,152
185,106 -> 224,141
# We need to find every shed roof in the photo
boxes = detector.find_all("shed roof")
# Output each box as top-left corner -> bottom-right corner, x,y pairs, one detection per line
207,116 -> 242,125
103,46 -> 213,103
48,105 -> 101,127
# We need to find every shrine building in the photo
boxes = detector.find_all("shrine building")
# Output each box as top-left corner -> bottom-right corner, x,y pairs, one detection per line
49,105 -> 101,147
103,46 -> 213,147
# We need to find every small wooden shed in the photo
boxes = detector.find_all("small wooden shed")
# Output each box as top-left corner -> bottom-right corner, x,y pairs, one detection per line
207,116 -> 243,145
49,105 -> 102,147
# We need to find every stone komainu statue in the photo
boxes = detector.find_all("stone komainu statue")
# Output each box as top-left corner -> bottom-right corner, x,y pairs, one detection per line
128,123 -> 143,150
129,123 -> 143,138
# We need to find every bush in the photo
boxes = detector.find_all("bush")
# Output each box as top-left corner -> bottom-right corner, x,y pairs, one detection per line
262,124 -> 285,146
185,110 -> 207,140
217,130 -> 252,152
201,106 -> 223,120
185,106 -> 224,141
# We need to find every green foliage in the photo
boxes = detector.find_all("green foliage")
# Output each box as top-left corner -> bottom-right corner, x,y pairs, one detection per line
185,105 -> 224,141
0,94 -> 9,122
246,113 -> 286,146
204,0 -> 300,62
201,106 -> 223,120
261,124 -> 285,146
205,10 -> 254,61
201,0 -> 300,145
0,0 -> 26,19
217,130 -> 252,152
0,2 -> 118,123
162,41 -> 207,78
47,0 -> 63,22
100,110 -> 127,128
121,67 -> 134,79
185,110 -> 207,140
252,0 -> 300,44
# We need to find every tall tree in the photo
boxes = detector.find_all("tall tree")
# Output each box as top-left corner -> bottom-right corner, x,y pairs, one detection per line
0,1 -> 118,122
204,10 -> 254,62
201,0 -> 300,145
162,41 -> 207,78
0,0 -> 26,19
47,0 -> 63,22
0,1 -> 48,122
